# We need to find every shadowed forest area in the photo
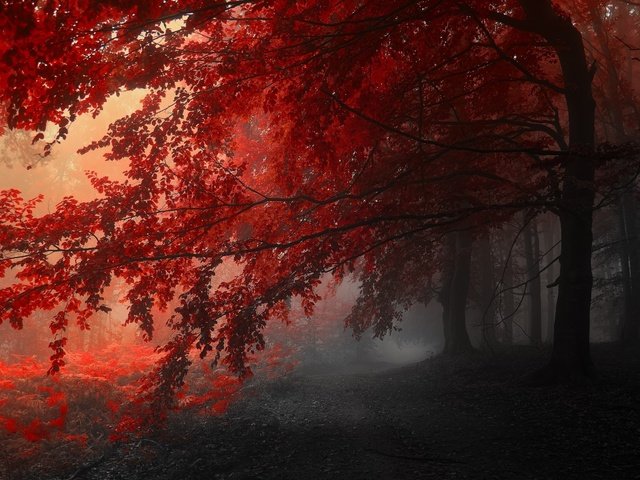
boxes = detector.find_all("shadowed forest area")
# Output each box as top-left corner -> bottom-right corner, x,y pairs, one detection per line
1,1 -> 640,478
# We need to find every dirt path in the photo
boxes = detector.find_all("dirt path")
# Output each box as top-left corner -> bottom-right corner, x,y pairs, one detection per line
42,345 -> 640,479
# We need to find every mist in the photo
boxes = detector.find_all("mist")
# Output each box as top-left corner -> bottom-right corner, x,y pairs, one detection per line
2,2 -> 640,480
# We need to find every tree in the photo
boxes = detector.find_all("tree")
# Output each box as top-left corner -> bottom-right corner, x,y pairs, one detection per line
522,213 -> 542,345
474,229 -> 499,350
540,213 -> 558,343
500,231 -> 517,345
510,1 -> 596,382
0,1 -> 636,393
577,1 -> 640,344
437,231 -> 474,355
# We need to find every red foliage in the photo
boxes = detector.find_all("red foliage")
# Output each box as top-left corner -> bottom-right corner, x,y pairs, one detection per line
0,345 -> 150,446
2,417 -> 18,434
0,337 -> 295,457
0,380 -> 15,390
0,0 -> 638,402
22,419 -> 49,442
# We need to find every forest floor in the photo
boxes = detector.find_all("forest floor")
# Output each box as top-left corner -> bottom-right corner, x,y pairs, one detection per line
8,343 -> 640,480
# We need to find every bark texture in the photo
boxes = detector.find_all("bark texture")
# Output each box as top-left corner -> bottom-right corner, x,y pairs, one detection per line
520,0 -> 596,381
440,231 -> 474,355
523,216 -> 542,346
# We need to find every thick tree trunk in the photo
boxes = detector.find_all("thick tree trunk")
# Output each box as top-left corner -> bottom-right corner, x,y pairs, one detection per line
551,199 -> 594,380
440,231 -> 474,355
519,1 -> 596,381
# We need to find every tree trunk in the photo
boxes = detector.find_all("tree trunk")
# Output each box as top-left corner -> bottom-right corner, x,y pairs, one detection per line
626,196 -> 640,342
439,237 -> 454,352
619,193 -> 640,344
587,4 -> 640,345
520,1 -> 596,381
523,215 -> 542,345
440,231 -> 474,355
477,231 -> 498,349
542,215 -> 557,343
502,246 -> 515,345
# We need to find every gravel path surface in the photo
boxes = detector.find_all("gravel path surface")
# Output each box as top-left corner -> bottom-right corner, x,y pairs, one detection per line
14,344 -> 640,480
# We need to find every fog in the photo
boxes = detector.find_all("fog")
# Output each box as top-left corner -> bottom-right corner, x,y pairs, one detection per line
0,90 -> 622,371
0,91 -> 143,205
0,97 -> 443,367
0,54 -> 635,480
